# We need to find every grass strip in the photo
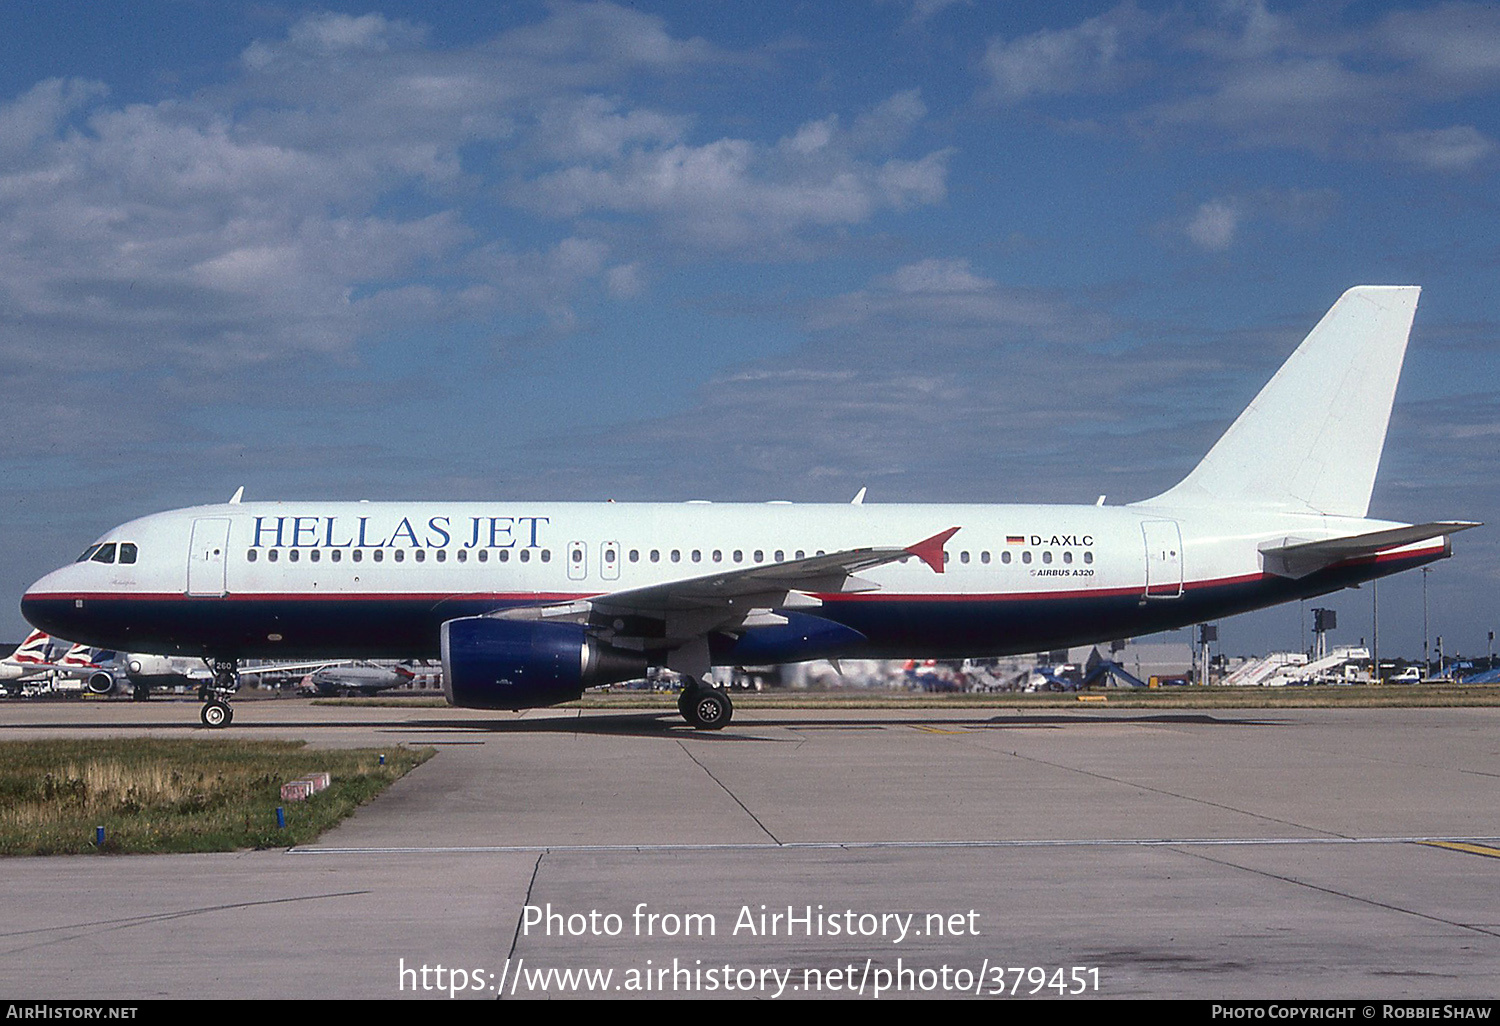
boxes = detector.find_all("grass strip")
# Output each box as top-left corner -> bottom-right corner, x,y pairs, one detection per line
0,739 -> 432,855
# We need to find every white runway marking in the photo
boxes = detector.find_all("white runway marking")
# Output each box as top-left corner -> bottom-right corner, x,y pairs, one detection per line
288,834 -> 1500,855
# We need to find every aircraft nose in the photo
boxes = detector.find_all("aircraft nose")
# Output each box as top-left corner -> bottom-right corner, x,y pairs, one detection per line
20,567 -> 81,637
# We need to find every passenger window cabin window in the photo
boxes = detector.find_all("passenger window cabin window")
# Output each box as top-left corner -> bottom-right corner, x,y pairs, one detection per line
671,550 -> 681,562
981,551 -> 990,564
795,550 -> 805,560
960,551 -> 970,564
310,550 -> 320,563
332,550 -> 342,562
1042,551 -> 1052,564
435,550 -> 444,562
541,550 -> 551,563
373,550 -> 383,562
943,551 -> 950,564
629,550 -> 639,562
1002,551 -> 1012,564
415,549 -> 425,562
519,550 -> 529,563
456,550 -> 467,562
1022,551 -> 1032,564
269,549 -> 279,563
290,549 -> 300,562
712,550 -> 722,562
1084,551 -> 1094,564
754,550 -> 763,562
91,543 -> 117,564
394,549 -> 404,563
733,550 -> 743,563
691,550 -> 701,562
247,549 -> 257,562
1063,551 -> 1072,564
483,550 -> 493,562
775,550 -> 784,562
353,550 -> 363,562
650,550 -> 660,563
119,543 -> 137,564
498,550 -> 508,562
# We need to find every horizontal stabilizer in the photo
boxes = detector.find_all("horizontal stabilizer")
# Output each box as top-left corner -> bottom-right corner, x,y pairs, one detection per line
1260,521 -> 1480,579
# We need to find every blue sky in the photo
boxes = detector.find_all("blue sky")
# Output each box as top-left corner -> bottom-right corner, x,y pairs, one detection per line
2,1 -> 1496,662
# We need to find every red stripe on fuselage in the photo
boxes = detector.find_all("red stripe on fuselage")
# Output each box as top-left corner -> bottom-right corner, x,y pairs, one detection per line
23,544 -> 1447,607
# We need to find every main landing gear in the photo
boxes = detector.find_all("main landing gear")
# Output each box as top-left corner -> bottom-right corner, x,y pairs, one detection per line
677,680 -> 733,730
199,658 -> 239,728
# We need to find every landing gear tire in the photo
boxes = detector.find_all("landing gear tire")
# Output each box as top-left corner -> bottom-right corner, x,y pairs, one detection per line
689,687 -> 733,730
201,701 -> 233,728
677,689 -> 695,722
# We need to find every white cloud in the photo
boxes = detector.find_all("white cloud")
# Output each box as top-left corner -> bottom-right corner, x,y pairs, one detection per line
519,93 -> 950,253
606,262 -> 645,299
1172,188 -> 1337,252
0,3 -> 948,385
0,78 -> 108,163
986,2 -> 1500,172
982,5 -> 1155,103
811,259 -> 1111,344
534,95 -> 688,160
1386,126 -> 1496,172
1185,199 -> 1240,251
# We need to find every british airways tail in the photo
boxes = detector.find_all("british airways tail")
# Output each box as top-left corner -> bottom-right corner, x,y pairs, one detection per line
1136,286 -> 1420,517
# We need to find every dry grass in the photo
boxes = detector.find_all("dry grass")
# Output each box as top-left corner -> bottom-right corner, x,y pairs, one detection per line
0,739 -> 431,855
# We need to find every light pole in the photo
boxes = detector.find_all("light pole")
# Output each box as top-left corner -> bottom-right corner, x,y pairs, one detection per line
1422,567 -> 1430,675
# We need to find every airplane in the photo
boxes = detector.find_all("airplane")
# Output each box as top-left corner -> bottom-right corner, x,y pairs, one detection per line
81,652 -> 351,700
0,633 -> 118,692
299,661 -> 437,697
20,286 -> 1479,729
0,629 -> 60,681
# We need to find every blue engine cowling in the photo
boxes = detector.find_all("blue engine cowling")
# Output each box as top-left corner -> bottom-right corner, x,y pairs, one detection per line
441,617 -> 647,710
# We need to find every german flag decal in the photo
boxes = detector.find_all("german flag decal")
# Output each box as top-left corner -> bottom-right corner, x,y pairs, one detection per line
1006,535 -> 1025,544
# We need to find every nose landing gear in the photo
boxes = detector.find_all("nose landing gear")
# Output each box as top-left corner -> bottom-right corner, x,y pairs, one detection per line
198,658 -> 238,728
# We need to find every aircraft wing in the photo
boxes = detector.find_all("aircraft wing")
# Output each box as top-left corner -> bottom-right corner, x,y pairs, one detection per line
237,659 -> 353,677
492,527 -> 959,667
1260,521 -> 1481,579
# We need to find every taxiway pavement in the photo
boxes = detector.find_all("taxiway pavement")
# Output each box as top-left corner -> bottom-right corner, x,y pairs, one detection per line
2,700 -> 1498,999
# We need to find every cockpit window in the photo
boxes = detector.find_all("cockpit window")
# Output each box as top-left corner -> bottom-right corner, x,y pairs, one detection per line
90,543 -> 117,564
118,543 -> 138,564
75,544 -> 102,563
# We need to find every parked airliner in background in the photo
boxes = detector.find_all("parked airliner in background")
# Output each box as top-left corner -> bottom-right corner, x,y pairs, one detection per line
22,287 -> 1477,728
80,653 -> 345,700
301,662 -> 436,697
0,630 -> 62,681
0,631 -> 117,690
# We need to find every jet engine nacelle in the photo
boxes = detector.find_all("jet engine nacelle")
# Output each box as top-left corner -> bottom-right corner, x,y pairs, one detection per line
440,617 -> 647,710
86,670 -> 119,695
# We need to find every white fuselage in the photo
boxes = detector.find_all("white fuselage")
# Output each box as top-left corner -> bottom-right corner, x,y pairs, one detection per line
21,499 -> 1444,664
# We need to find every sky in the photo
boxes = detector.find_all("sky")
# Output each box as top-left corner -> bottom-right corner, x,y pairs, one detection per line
1,0 -> 1496,662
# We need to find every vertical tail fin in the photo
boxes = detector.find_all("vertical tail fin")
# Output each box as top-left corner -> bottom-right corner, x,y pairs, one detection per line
1135,286 -> 1420,518
59,643 -> 101,668
9,629 -> 53,664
